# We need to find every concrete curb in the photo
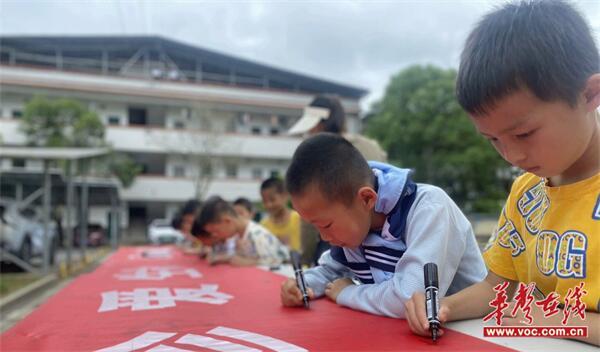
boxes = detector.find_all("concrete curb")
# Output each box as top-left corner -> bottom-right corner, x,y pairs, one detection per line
58,247 -> 112,278
0,274 -> 58,314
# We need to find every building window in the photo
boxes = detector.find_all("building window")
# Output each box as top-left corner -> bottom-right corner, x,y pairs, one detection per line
278,115 -> 289,128
225,164 -> 238,178
270,128 -> 279,135
225,118 -> 236,132
201,164 -> 213,177
107,116 -> 120,125
173,165 -> 186,177
251,126 -> 261,135
270,170 -> 280,178
182,108 -> 191,120
237,112 -> 251,126
252,168 -> 262,179
12,158 -> 26,168
128,107 -> 147,125
12,110 -> 23,119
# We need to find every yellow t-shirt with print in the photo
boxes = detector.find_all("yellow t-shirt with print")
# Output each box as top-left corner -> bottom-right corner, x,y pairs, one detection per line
483,172 -> 600,312
260,210 -> 302,252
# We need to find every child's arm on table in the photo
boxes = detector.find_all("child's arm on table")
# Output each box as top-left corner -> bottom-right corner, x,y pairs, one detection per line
229,255 -> 260,267
407,270 -> 599,346
330,196 -> 479,318
405,271 -> 515,336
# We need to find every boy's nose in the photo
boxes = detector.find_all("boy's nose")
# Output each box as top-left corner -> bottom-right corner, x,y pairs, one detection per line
319,231 -> 331,242
502,143 -> 527,165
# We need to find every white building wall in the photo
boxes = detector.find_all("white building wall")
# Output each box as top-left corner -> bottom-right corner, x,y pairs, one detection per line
165,203 -> 181,220
0,158 -> 11,169
96,103 -> 128,126
104,126 -> 301,158
0,66 -> 362,115
0,94 -> 27,119
0,65 -> 365,226
25,159 -> 44,171
121,176 -> 263,202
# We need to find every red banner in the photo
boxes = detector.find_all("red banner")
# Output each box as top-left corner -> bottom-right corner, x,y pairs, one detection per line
1,246 -> 513,351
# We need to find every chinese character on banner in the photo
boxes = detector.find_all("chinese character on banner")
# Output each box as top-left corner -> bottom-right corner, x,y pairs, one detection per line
562,282 -> 587,325
98,284 -> 233,312
95,326 -> 308,352
534,291 -> 561,318
114,266 -> 202,281
128,248 -> 173,260
511,282 -> 536,324
483,281 -> 510,325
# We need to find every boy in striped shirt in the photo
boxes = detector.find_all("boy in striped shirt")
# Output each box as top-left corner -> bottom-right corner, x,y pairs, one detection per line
280,133 -> 486,318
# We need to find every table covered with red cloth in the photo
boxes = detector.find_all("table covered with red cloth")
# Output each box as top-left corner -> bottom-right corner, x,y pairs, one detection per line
1,246 -> 513,351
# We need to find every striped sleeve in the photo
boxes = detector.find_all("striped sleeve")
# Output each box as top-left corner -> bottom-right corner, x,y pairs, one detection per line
336,188 -> 474,318
304,250 -> 351,297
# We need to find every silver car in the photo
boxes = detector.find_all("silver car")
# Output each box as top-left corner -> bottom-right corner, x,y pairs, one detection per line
0,200 -> 57,264
147,219 -> 184,245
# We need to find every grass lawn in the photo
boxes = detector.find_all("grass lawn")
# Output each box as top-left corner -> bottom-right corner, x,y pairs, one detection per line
0,273 -> 41,298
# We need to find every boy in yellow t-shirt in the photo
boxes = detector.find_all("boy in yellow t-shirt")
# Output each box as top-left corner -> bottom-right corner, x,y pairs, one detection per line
405,0 -> 599,346
259,177 -> 302,252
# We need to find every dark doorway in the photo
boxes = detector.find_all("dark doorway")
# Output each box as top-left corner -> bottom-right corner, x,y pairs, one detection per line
128,107 -> 147,126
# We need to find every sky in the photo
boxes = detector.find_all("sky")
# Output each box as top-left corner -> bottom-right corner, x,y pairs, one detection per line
1,0 -> 599,110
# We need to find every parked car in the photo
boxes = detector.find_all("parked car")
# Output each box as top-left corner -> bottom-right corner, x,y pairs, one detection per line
0,200 -> 57,264
148,219 -> 184,245
73,223 -> 106,247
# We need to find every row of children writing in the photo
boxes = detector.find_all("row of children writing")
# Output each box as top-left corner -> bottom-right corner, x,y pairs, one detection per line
178,1 -> 598,346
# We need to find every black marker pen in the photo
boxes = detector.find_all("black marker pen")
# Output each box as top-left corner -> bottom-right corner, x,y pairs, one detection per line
424,262 -> 440,341
290,250 -> 310,309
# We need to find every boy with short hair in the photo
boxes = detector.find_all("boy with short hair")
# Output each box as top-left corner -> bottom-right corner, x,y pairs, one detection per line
233,197 -> 256,222
405,0 -> 599,345
280,133 -> 487,318
260,177 -> 302,252
173,200 -> 204,255
192,196 -> 289,267
179,199 -> 200,237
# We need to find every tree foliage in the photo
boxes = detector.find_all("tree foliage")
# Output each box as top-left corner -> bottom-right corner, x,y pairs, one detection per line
21,96 -> 105,147
20,96 -> 139,187
366,65 -> 512,214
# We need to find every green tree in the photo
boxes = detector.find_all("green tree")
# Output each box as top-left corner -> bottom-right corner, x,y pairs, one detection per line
366,65 -> 512,214
20,96 -> 140,187
21,96 -> 105,147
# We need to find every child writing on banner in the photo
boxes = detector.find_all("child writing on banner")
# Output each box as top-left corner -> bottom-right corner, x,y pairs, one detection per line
404,0 -> 599,346
192,196 -> 289,267
280,133 -> 487,318
233,197 -> 258,222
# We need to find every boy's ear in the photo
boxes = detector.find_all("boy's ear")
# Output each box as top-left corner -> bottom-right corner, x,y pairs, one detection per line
584,73 -> 600,112
357,186 -> 378,210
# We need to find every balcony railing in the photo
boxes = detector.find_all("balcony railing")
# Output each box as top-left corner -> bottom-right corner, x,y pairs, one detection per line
106,125 -> 301,159
120,175 -> 262,202
0,120 -> 301,159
